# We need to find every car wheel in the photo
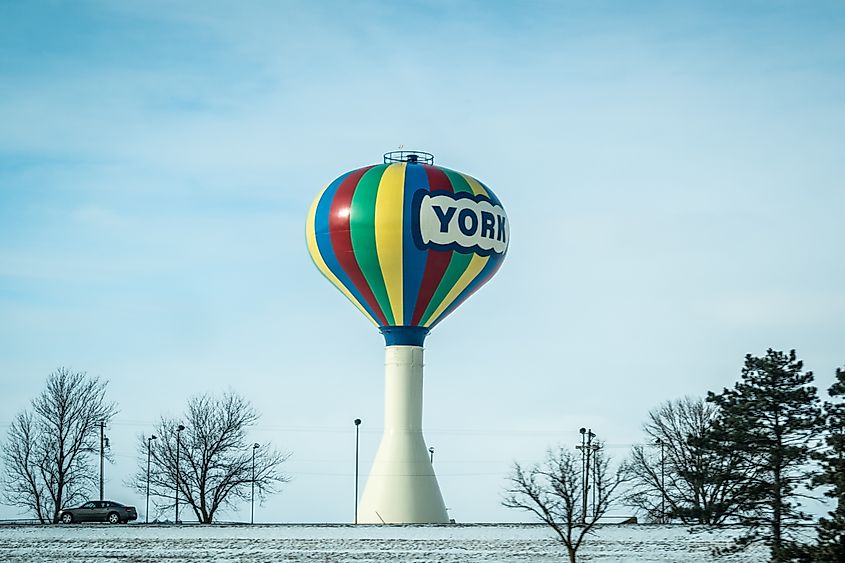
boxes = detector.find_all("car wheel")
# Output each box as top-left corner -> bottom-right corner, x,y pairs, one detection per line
107,512 -> 120,524
60,513 -> 73,524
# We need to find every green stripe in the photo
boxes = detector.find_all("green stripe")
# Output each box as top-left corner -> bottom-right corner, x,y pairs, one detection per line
419,252 -> 473,326
442,168 -> 473,194
418,168 -> 475,325
350,165 -> 395,325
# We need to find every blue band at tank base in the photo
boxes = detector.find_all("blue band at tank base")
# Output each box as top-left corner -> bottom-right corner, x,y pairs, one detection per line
380,326 -> 429,346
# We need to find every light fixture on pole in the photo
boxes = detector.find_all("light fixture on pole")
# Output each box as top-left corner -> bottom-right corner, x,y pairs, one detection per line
146,435 -> 157,523
428,446 -> 434,464
251,443 -> 260,525
175,424 -> 185,524
354,418 -> 361,525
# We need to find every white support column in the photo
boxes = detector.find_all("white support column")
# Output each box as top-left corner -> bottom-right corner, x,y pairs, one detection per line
357,345 -> 449,524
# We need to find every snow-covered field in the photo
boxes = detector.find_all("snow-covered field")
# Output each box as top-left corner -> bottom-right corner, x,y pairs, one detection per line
0,523 -> 768,562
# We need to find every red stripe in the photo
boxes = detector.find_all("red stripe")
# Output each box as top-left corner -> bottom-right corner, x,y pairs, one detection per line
423,165 -> 453,193
410,166 -> 455,325
434,255 -> 504,327
329,166 -> 388,326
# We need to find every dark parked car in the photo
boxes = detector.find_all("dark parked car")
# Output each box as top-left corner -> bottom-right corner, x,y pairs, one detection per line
58,500 -> 138,524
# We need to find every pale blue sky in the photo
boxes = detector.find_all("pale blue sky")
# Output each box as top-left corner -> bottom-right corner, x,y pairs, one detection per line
1,1 -> 844,522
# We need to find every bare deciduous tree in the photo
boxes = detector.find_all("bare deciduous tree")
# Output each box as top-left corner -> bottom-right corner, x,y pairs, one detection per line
625,396 -> 760,525
1,412 -> 48,522
132,391 -> 290,523
1,368 -> 116,523
503,447 -> 629,563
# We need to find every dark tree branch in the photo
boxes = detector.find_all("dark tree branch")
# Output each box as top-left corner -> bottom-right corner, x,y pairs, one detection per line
1,368 -> 116,523
129,391 -> 290,523
503,446 -> 630,563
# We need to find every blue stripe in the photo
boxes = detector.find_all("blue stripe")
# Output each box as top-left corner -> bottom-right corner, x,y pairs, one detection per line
314,171 -> 383,324
477,180 -> 502,206
426,178 -> 506,329
402,163 -> 430,326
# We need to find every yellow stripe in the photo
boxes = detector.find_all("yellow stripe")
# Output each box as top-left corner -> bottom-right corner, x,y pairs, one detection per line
374,163 -> 406,325
423,253 -> 489,327
306,185 -> 378,327
462,174 -> 487,197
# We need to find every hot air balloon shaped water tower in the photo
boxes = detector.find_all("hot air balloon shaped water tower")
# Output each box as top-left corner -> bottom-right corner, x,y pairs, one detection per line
306,151 -> 508,523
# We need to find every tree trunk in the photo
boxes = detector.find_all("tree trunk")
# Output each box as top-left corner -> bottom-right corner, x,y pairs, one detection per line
53,477 -> 64,525
772,454 -> 782,561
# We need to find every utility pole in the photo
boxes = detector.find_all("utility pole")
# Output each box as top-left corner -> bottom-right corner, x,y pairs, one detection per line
585,430 -> 596,519
576,428 -> 595,524
592,440 -> 601,518
577,428 -> 586,525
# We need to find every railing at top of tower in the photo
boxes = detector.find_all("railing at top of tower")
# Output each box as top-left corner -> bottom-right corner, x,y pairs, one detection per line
383,150 -> 434,165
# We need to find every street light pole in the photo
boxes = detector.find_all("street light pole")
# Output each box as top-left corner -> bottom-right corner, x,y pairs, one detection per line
655,437 -> 665,524
354,418 -> 361,525
429,446 -> 434,464
99,421 -> 105,500
175,424 -> 185,524
251,443 -> 259,525
146,435 -> 157,523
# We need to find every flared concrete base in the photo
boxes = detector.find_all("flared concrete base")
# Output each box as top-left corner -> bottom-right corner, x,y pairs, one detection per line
357,345 -> 449,524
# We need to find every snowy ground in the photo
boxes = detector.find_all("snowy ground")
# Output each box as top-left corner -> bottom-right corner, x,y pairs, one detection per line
0,523 -> 768,562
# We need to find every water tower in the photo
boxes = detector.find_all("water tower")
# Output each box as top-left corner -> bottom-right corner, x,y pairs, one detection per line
306,151 -> 508,523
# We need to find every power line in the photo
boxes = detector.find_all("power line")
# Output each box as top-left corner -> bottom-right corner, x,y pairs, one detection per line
0,418 -> 649,446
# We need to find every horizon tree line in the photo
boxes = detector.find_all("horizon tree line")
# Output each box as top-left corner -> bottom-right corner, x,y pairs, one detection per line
3,356 -> 844,562
0,367 -> 289,524
505,348 -> 845,563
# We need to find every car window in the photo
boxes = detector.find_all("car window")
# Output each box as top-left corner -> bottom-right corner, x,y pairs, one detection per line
82,502 -> 95,509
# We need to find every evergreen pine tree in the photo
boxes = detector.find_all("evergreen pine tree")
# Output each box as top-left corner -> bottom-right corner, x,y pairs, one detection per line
706,349 -> 823,562
812,367 -> 845,561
